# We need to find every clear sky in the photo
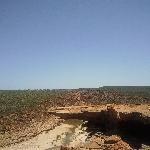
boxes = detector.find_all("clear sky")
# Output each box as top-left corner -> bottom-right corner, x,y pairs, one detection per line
0,0 -> 150,89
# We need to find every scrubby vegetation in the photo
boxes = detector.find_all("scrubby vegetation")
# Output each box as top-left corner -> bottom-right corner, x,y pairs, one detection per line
101,86 -> 150,97
0,90 -> 66,115
0,86 -> 150,116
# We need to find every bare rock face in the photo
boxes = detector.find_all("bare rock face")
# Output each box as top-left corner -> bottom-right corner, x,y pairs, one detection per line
104,105 -> 119,131
84,141 -> 101,149
60,146 -> 78,150
60,135 -> 132,150
103,135 -> 132,150
104,135 -> 121,144
113,140 -> 132,150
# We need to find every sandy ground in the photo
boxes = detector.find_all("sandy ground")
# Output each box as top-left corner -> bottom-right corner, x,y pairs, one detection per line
2,121 -> 88,150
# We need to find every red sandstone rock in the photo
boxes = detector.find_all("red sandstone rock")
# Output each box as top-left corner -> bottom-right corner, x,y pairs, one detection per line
104,135 -> 121,144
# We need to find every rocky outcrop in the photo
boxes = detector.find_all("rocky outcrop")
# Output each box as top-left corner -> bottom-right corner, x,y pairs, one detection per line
60,135 -> 132,150
50,104 -> 150,149
50,105 -> 150,128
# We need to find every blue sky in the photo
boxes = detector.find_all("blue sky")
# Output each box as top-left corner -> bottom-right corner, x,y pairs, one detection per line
0,0 -> 150,89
